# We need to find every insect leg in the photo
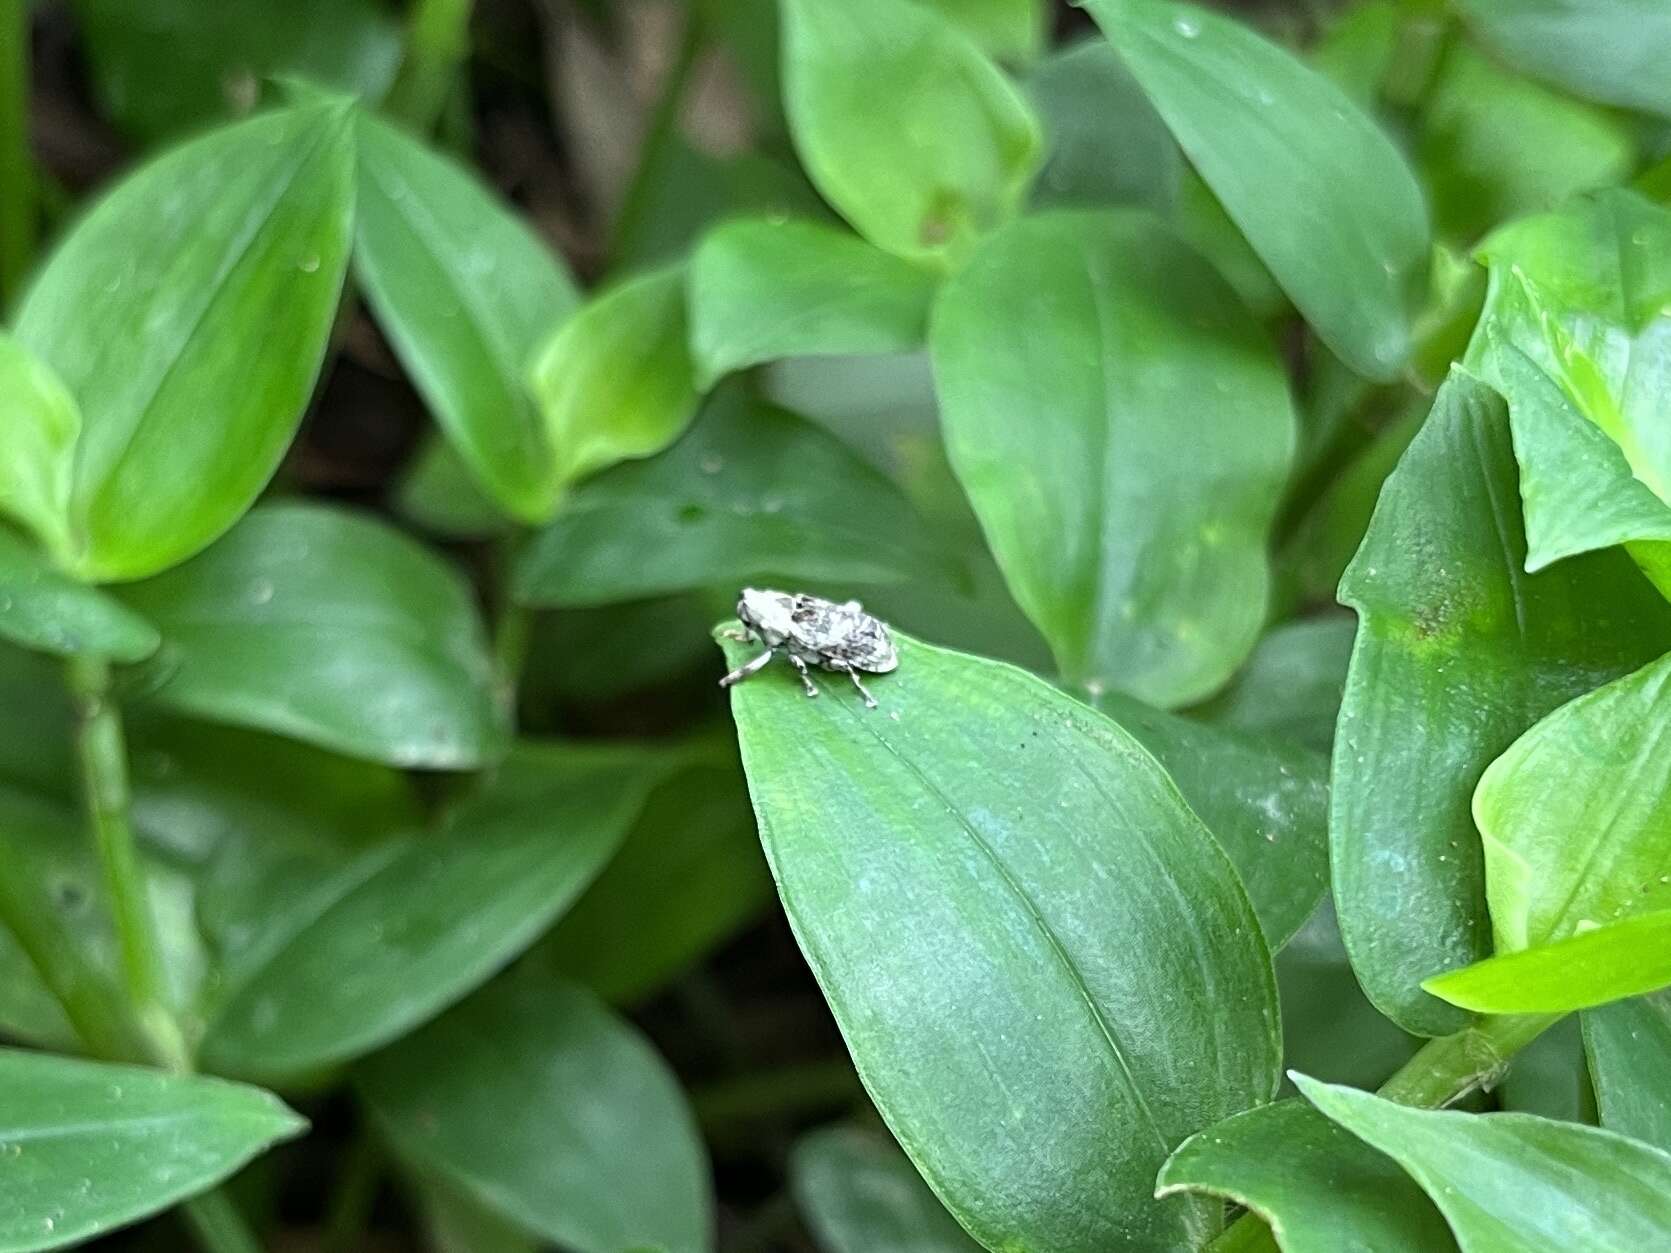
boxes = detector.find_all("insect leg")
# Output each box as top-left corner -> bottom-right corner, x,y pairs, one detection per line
786,654 -> 820,698
718,649 -> 774,688
721,626 -> 754,643
828,658 -> 879,709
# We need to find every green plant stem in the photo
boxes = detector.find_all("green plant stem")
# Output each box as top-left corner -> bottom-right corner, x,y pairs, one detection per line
387,0 -> 475,132
180,1190 -> 264,1253
63,655 -> 188,1073
0,0 -> 36,301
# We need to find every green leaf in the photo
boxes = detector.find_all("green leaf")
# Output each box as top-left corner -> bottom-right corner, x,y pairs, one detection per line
1331,367 -> 1671,1036
412,1175 -> 539,1253
687,218 -> 937,388
0,333 -> 77,561
0,530 -> 160,662
1498,1014 -> 1595,1123
792,1126 -> 980,1253
0,1048 -> 303,1253
71,0 -> 400,142
1083,0 -> 1428,379
1094,691 -> 1329,950
197,745 -> 667,1080
527,265 -> 700,489
394,435 -> 516,542
13,103 -> 355,582
354,112 -> 581,523
1583,990 -> 1671,1153
1295,1071 -> 1671,1249
1469,190 -> 1671,596
930,210 -> 1295,707
1453,0 -> 1671,120
1155,1099 -> 1457,1253
1189,616 -> 1357,754
538,763 -> 770,1005
1417,41 -> 1634,245
779,0 -> 1041,266
1473,650 -> 1671,953
719,627 -> 1279,1251
1309,1 -> 1399,107
1423,909 -> 1671,1013
917,0 -> 1044,63
359,968 -> 712,1253
116,501 -> 507,770
513,389 -> 951,608
0,647 -> 75,801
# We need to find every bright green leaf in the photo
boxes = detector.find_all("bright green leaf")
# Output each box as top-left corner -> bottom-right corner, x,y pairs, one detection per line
1083,0 -> 1428,379
0,530 -> 159,662
14,103 -> 354,581
1474,649 -> 1671,953
1583,990 -> 1671,1153
0,1048 -> 303,1253
197,744 -> 668,1080
719,627 -> 1279,1251
354,112 -> 581,523
1309,1 -> 1399,108
359,968 -> 712,1253
1295,1071 -> 1671,1250
513,389 -> 952,608
116,501 -> 508,770
687,217 -> 937,387
779,0 -> 1041,266
1423,909 -> 1671,1013
1453,0 -> 1671,119
792,1126 -> 980,1253
1331,368 -> 1671,1036
527,265 -> 700,489
0,333 -> 77,561
1155,1099 -> 1457,1253
918,0 -> 1044,63
931,210 -> 1295,706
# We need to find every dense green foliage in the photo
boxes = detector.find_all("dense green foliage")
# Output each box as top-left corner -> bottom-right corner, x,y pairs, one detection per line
1,0 -> 1669,1250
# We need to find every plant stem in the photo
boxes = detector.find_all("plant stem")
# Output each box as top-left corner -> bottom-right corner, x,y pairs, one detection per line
181,1190 -> 264,1253
63,655 -> 187,1073
0,0 -> 36,302
387,0 -> 475,132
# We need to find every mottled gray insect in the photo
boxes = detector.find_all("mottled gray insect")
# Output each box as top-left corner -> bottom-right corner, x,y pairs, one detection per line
719,588 -> 898,708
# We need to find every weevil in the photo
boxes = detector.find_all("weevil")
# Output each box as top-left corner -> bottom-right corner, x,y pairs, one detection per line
719,588 -> 898,708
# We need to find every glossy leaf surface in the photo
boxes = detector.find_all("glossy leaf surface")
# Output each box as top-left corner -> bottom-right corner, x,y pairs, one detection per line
0,333 -> 76,561
1331,369 -> 1671,1035
1583,990 -> 1671,1153
0,1048 -> 302,1253
720,627 -> 1279,1251
931,210 -> 1294,707
792,1126 -> 980,1253
13,103 -> 354,581
780,0 -> 1040,265
354,112 -> 581,522
1297,1073 -> 1671,1250
118,502 -> 507,770
360,969 -> 711,1253
0,531 -> 159,662
1083,0 -> 1428,379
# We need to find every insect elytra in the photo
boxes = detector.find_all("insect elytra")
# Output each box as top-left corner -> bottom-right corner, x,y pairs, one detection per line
719,588 -> 898,708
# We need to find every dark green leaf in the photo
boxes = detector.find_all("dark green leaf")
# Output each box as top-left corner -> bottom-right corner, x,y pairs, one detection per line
780,0 -> 1041,266
1498,1015 -> 1595,1124
1095,690 -> 1328,950
1296,1072 -> 1671,1249
1423,909 -> 1671,1013
1473,650 -> 1671,953
0,333 -> 76,562
1084,0 -> 1428,379
14,103 -> 354,581
71,0 -> 399,142
1156,1099 -> 1457,1253
719,627 -> 1279,1251
1331,368 -> 1671,1035
527,265 -> 700,489
412,1174 -> 538,1253
931,210 -> 1295,706
688,218 -> 937,387
359,968 -> 712,1253
513,390 -> 951,607
0,1048 -> 303,1253
1189,616 -> 1357,754
394,435 -> 515,542
538,763 -> 770,1005
1583,990 -> 1671,1153
354,112 -> 581,523
792,1126 -> 980,1253
196,744 -> 667,1079
0,530 -> 159,662
0,647 -> 75,801
117,501 -> 507,770
1453,0 -> 1671,119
